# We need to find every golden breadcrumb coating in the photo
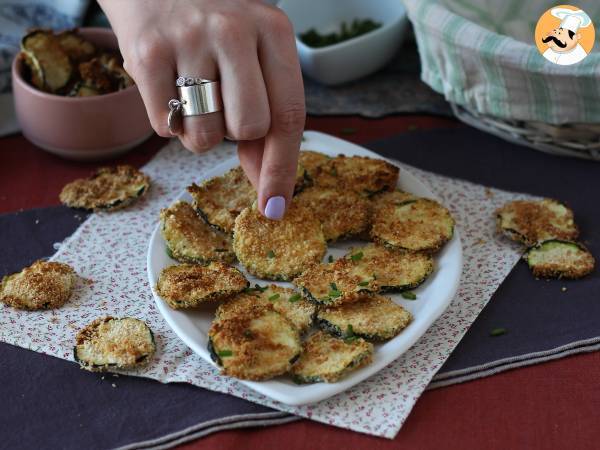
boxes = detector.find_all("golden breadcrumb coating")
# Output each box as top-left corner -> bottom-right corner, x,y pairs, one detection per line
233,200 -> 327,281
208,301 -> 301,380
74,316 -> 155,371
312,155 -> 399,196
371,198 -> 454,252
217,286 -> 315,333
156,262 -> 248,309
160,200 -> 235,264
496,199 -> 579,246
293,258 -> 379,306
317,294 -> 413,341
291,330 -> 373,383
526,240 -> 595,279
1,260 -> 76,310
188,167 -> 256,235
295,186 -> 370,241
59,165 -> 150,211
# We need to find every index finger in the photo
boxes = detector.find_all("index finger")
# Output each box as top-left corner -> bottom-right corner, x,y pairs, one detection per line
255,8 -> 305,219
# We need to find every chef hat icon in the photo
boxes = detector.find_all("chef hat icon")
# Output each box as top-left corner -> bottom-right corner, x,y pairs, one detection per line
551,8 -> 592,33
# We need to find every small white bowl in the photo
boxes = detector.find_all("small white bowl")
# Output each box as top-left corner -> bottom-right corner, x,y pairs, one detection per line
279,0 -> 408,86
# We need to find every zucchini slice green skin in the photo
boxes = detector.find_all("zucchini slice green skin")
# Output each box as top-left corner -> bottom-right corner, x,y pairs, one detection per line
316,295 -> 413,341
343,244 -> 434,293
21,29 -> 73,93
208,304 -> 301,381
316,318 -> 383,342
160,201 -> 235,265
496,199 -> 579,246
525,239 -> 595,279
371,199 -> 455,253
291,331 -> 373,384
156,263 -> 249,309
74,317 -> 156,372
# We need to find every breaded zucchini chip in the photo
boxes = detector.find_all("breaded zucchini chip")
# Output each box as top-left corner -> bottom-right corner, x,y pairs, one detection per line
219,286 -> 315,333
371,190 -> 418,213
188,167 -> 256,234
298,150 -> 330,180
59,165 -> 150,211
317,294 -> 413,341
313,155 -> 399,196
293,258 -> 379,306
0,260 -> 76,310
295,187 -> 370,241
56,30 -> 96,62
291,331 -> 373,383
188,166 -> 309,235
156,263 -> 248,309
371,198 -> 454,252
21,29 -> 73,92
160,201 -> 235,264
208,302 -> 301,380
345,243 -> 434,292
74,317 -> 155,372
496,199 -> 578,246
525,240 -> 595,279
233,201 -> 327,281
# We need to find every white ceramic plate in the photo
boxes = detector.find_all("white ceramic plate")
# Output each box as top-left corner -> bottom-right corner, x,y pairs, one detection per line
147,131 -> 463,406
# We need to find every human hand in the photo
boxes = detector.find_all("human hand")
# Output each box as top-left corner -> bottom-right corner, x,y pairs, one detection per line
99,0 -> 305,219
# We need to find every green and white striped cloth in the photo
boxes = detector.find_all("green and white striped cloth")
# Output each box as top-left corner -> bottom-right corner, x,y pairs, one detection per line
403,0 -> 600,124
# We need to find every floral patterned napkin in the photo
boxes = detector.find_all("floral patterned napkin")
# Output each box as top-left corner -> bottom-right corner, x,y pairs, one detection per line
0,139 -> 528,438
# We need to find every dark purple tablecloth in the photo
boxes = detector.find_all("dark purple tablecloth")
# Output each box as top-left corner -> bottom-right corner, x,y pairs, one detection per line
1,127 -> 599,449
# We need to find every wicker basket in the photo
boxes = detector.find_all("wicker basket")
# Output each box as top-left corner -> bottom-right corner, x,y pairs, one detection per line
403,0 -> 600,161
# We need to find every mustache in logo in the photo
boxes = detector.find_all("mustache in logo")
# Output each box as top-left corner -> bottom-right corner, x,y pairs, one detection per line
542,35 -> 567,48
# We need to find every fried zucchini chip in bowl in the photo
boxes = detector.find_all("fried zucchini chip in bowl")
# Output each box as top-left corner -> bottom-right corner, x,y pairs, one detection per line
74,317 -> 156,372
295,187 -> 370,241
313,155 -> 399,196
59,165 -> 150,211
496,199 -> 578,246
56,30 -> 96,62
218,286 -> 315,333
1,260 -> 76,310
233,201 -> 327,281
208,301 -> 301,380
160,201 -> 235,264
156,262 -> 248,309
21,29 -> 73,93
371,198 -> 454,253
317,294 -> 413,341
293,258 -> 379,306
291,331 -> 373,384
345,243 -> 434,292
525,240 -> 595,279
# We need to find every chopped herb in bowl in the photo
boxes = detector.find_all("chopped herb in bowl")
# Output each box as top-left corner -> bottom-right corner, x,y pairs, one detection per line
299,19 -> 382,48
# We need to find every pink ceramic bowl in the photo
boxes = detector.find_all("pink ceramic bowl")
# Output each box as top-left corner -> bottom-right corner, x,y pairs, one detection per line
12,27 -> 153,160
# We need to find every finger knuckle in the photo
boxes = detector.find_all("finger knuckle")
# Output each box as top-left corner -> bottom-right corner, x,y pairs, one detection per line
209,12 -> 243,41
229,119 -> 270,141
130,34 -> 166,68
273,103 -> 305,135
185,129 -> 223,152
264,9 -> 293,36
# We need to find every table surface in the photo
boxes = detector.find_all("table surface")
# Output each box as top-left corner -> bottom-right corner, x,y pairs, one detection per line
1,114 -> 599,450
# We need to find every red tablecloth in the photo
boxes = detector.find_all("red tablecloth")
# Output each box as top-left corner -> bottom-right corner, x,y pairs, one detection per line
2,115 -> 598,450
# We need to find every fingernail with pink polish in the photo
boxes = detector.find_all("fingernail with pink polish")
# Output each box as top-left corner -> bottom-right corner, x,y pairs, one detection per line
265,196 -> 285,220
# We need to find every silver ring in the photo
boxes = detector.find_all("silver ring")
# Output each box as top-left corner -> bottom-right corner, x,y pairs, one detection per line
178,82 -> 222,116
167,78 -> 223,135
